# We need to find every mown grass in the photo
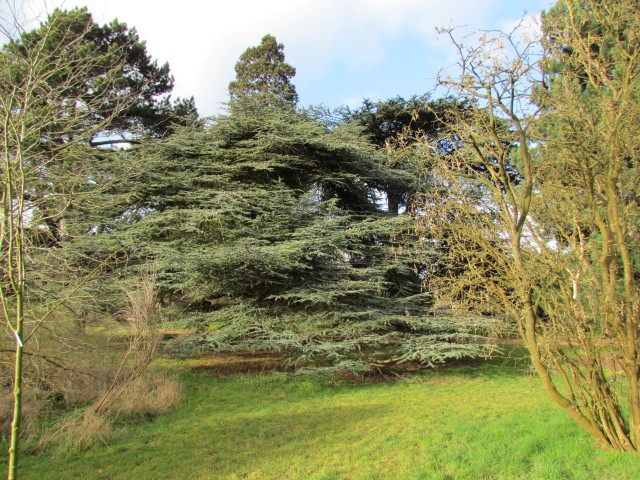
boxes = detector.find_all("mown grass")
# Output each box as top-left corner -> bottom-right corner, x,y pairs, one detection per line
6,349 -> 640,479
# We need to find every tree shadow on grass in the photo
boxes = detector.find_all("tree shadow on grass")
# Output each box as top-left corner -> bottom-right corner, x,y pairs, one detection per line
191,403 -> 386,476
19,347 -> 540,479
23,402 -> 388,480
385,344 -> 534,386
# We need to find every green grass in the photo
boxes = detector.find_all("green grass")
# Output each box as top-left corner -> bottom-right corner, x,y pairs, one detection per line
6,351 -> 640,479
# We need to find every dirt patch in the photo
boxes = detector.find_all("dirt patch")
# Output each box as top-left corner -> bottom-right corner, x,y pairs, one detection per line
178,350 -> 488,383
186,351 -> 289,376
160,329 -> 193,340
330,358 -> 481,385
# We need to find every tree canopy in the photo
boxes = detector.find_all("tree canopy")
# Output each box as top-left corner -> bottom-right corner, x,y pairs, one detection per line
5,7 -> 196,143
105,97 -> 485,372
228,34 -> 298,107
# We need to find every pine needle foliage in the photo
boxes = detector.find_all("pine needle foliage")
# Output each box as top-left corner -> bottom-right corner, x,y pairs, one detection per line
228,34 -> 298,107
103,96 -> 488,372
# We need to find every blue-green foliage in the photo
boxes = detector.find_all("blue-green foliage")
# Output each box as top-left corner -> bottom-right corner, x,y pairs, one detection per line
89,99 -> 486,371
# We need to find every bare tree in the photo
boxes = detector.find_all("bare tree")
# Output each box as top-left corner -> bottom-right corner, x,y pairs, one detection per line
1,8 -> 140,478
414,0 -> 640,452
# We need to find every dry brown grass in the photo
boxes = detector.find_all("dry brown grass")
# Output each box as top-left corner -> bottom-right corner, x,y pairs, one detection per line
22,369 -> 181,454
1,267 -> 182,453
93,267 -> 162,415
35,408 -> 112,453
0,385 -> 45,440
105,371 -> 182,418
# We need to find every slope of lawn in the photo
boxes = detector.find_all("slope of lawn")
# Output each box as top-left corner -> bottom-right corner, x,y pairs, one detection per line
9,350 -> 640,480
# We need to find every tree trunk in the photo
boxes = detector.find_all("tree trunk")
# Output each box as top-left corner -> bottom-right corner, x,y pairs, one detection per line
387,190 -> 400,215
7,298 -> 24,480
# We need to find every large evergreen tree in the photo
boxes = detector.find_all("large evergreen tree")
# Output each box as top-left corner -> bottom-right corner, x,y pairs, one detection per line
345,96 -> 468,214
112,104 -> 482,372
228,34 -> 298,107
7,7 -> 195,143
92,35 -> 487,373
1,7 -> 198,247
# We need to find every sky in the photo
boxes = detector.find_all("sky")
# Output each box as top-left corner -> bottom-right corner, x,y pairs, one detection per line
20,0 -> 554,116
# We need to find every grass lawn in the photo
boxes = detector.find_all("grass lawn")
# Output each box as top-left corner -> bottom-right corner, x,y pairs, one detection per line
6,350 -> 640,479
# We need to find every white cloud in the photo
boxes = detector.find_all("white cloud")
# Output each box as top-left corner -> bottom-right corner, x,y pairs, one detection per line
500,12 -> 543,42
24,0 -> 549,115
